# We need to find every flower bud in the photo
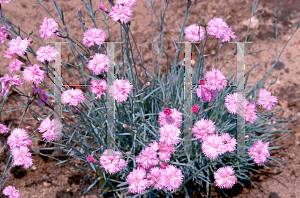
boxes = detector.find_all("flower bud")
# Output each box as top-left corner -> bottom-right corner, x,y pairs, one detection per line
27,140 -> 32,147
244,135 -> 250,139
190,104 -> 200,114
160,162 -> 168,169
123,124 -> 132,130
98,3 -> 107,11
87,155 -> 96,163
26,126 -> 32,131
142,117 -> 146,123
166,95 -> 170,104
270,76 -> 278,85
199,78 -> 205,85
273,8 -> 277,18
28,39 -> 33,44
72,109 -> 78,114
164,108 -> 172,116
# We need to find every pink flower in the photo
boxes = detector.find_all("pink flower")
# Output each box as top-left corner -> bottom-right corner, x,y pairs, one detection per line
108,78 -> 133,103
184,23 -> 205,42
199,78 -> 205,85
196,85 -> 217,102
191,104 -> 200,114
158,143 -> 175,162
158,108 -> 182,128
39,17 -> 59,40
220,27 -> 236,42
11,146 -> 33,169
219,133 -> 236,154
136,147 -> 159,170
4,48 -> 17,59
0,0 -> 11,3
82,28 -> 106,47
214,166 -> 237,189
207,18 -> 228,39
225,93 -> 246,114
38,117 -> 63,142
0,25 -> 10,44
108,4 -> 132,24
88,53 -> 109,75
149,142 -> 159,151
163,108 -> 172,116
248,139 -> 270,166
90,79 -> 108,98
100,149 -> 127,174
147,167 -> 165,190
0,123 -> 9,133
159,124 -> 181,145
202,134 -> 225,160
192,118 -> 216,142
2,185 -> 21,198
243,100 -> 257,123
161,165 -> 184,191
257,89 -> 278,112
126,168 -> 149,194
61,88 -> 85,106
8,36 -> 30,56
7,128 -> 31,149
8,59 -> 22,75
36,45 -> 59,63
0,74 -> 23,96
87,155 -> 95,163
23,64 -> 45,85
115,0 -> 137,7
205,68 -> 227,91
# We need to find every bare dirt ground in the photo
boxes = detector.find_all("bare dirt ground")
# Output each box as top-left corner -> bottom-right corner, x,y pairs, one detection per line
0,0 -> 300,197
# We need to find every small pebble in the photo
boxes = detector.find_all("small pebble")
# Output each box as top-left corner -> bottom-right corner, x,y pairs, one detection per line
43,182 -> 51,188
31,165 -> 37,171
211,50 -> 216,55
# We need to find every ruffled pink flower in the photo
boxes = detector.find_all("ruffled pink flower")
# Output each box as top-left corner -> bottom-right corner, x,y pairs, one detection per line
191,104 -> 200,114
184,23 -> 205,42
38,117 -> 63,142
0,0 -> 11,4
82,28 -> 106,47
149,142 -> 159,151
90,79 -> 107,98
8,59 -> 22,75
115,0 -> 137,7
214,166 -> 237,189
158,143 -> 175,162
88,53 -> 109,75
8,36 -> 30,56
159,124 -> 181,145
108,78 -> 133,103
243,100 -> 257,123
0,123 -> 9,133
0,25 -> 10,44
161,165 -> 184,191
205,68 -> 227,91
136,147 -> 159,170
126,168 -> 149,194
257,89 -> 278,112
100,149 -> 127,174
158,108 -> 182,128
39,17 -> 59,40
225,93 -> 246,114
202,134 -> 226,160
192,118 -> 216,142
196,85 -> 217,102
61,88 -> 85,106
220,133 -> 236,154
220,27 -> 236,42
108,4 -> 132,24
248,139 -> 270,166
36,45 -> 59,63
23,64 -> 45,85
0,74 -> 23,96
11,146 -> 33,169
2,185 -> 21,198
4,48 -> 17,59
207,18 -> 228,39
7,128 -> 31,149
147,167 -> 165,190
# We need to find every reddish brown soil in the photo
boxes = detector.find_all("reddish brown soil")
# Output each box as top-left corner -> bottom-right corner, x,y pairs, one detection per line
0,0 -> 300,197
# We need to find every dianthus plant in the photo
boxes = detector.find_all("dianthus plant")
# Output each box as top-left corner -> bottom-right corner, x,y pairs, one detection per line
0,0 -> 297,197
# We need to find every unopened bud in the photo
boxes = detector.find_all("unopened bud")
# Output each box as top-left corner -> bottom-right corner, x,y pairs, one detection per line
27,140 -> 32,147
37,117 -> 42,122
199,78 -> 205,85
166,95 -> 170,104
123,124 -> 132,130
87,155 -> 96,163
26,126 -> 32,131
202,18 -> 206,27
244,135 -> 250,139
208,102 -> 213,107
28,39 -> 33,44
72,109 -> 78,114
270,76 -> 278,85
142,117 -> 146,123
273,8 -> 277,18
98,3 -> 107,12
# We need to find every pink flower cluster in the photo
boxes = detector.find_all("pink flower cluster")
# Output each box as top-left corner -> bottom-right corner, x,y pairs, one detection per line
87,53 -> 109,75
36,45 -> 59,63
23,64 -> 46,85
61,88 -> 85,106
196,68 -> 227,103
90,79 -> 108,98
7,36 -> 30,56
7,128 -> 33,169
257,89 -> 278,111
99,149 -> 127,174
82,28 -> 106,47
108,0 -> 136,24
0,123 -> 10,133
214,166 -> 237,189
38,117 -> 63,142
2,185 -> 21,198
39,17 -> 59,40
248,139 -> 270,166
108,78 -> 133,103
0,74 -> 23,96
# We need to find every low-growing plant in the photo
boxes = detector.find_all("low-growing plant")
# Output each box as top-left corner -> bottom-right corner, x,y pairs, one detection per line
0,0 -> 299,197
